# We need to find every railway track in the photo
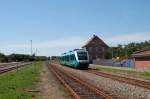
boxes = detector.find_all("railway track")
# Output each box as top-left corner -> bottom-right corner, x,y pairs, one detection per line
86,70 -> 150,90
47,63 -> 113,99
0,62 -> 20,66
0,62 -> 32,74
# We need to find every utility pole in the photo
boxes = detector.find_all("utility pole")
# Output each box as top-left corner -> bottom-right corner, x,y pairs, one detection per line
35,48 -> 37,56
111,49 -> 113,59
30,40 -> 32,56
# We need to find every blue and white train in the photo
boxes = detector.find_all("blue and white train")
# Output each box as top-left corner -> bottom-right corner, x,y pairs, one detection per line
59,49 -> 89,69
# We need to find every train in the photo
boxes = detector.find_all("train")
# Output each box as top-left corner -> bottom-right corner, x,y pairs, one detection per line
59,49 -> 89,69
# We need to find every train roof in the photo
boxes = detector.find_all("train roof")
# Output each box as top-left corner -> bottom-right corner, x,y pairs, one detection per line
61,49 -> 87,56
67,49 -> 86,53
74,49 -> 86,51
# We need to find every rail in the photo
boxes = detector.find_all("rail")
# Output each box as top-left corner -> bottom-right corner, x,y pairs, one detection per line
0,62 -> 32,74
47,63 -> 112,99
86,70 -> 150,90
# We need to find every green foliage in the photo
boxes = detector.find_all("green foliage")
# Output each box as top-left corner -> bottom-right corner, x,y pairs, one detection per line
0,53 -> 7,62
51,56 -> 60,61
139,71 -> 150,78
35,56 -> 48,61
0,52 -> 48,62
0,62 -> 42,99
8,54 -> 35,62
105,40 -> 150,59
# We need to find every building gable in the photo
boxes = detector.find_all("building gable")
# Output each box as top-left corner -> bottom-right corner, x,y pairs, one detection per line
133,49 -> 150,69
133,49 -> 150,57
82,34 -> 109,60
82,35 -> 108,48
135,49 -> 150,54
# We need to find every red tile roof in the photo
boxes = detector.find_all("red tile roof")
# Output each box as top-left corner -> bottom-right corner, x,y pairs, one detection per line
133,49 -> 150,57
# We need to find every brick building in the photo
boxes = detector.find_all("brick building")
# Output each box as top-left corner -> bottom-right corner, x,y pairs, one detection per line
132,49 -> 150,69
82,35 -> 109,62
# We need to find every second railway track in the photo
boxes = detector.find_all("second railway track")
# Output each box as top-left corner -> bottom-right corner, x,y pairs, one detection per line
0,62 -> 32,74
86,70 -> 150,90
47,63 -> 113,99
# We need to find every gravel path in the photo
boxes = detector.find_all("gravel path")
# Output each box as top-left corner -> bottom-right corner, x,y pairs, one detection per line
54,63 -> 150,99
37,64 -> 71,99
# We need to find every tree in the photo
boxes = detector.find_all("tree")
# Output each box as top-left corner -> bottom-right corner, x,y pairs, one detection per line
105,40 -> 150,60
0,52 -> 7,62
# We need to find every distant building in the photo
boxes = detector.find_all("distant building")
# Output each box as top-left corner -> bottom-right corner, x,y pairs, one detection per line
132,49 -> 150,69
82,35 -> 109,62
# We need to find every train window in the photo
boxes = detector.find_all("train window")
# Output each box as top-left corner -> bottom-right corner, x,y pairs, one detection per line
77,52 -> 88,60
63,56 -> 65,61
66,55 -> 69,61
70,54 -> 76,60
70,55 -> 73,60
65,56 -> 67,61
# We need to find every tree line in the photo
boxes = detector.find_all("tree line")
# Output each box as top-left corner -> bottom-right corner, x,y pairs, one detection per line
105,40 -> 150,60
0,53 -> 49,62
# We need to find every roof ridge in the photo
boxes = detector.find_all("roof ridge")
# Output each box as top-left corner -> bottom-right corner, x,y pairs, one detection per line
82,34 -> 108,47
133,48 -> 150,54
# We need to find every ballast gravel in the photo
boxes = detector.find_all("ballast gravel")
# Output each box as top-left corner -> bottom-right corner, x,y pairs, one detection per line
54,63 -> 150,99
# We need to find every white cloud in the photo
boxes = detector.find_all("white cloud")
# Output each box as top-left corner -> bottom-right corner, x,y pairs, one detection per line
0,33 -> 150,56
0,36 -> 87,56
105,32 -> 150,46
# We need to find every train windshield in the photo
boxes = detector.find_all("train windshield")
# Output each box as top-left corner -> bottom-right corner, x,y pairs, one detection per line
77,52 -> 88,60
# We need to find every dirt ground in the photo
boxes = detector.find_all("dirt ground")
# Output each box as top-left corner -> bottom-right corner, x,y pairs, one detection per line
37,64 -> 71,99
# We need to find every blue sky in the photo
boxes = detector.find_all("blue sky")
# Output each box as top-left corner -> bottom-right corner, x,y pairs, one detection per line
0,0 -> 150,56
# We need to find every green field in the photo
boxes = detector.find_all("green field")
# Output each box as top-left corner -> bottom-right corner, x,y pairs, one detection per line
0,61 -> 43,99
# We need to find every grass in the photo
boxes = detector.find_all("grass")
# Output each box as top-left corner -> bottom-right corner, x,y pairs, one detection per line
139,71 -> 150,79
91,65 -> 150,79
0,61 -> 43,99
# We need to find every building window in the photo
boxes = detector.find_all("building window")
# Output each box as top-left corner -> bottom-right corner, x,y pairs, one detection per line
96,47 -> 99,52
102,47 -> 105,51
89,47 -> 92,51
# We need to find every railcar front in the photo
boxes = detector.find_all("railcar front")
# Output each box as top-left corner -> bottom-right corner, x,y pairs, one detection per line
60,49 -> 89,69
74,49 -> 89,69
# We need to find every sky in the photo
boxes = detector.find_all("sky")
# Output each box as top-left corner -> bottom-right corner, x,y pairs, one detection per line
0,0 -> 150,56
